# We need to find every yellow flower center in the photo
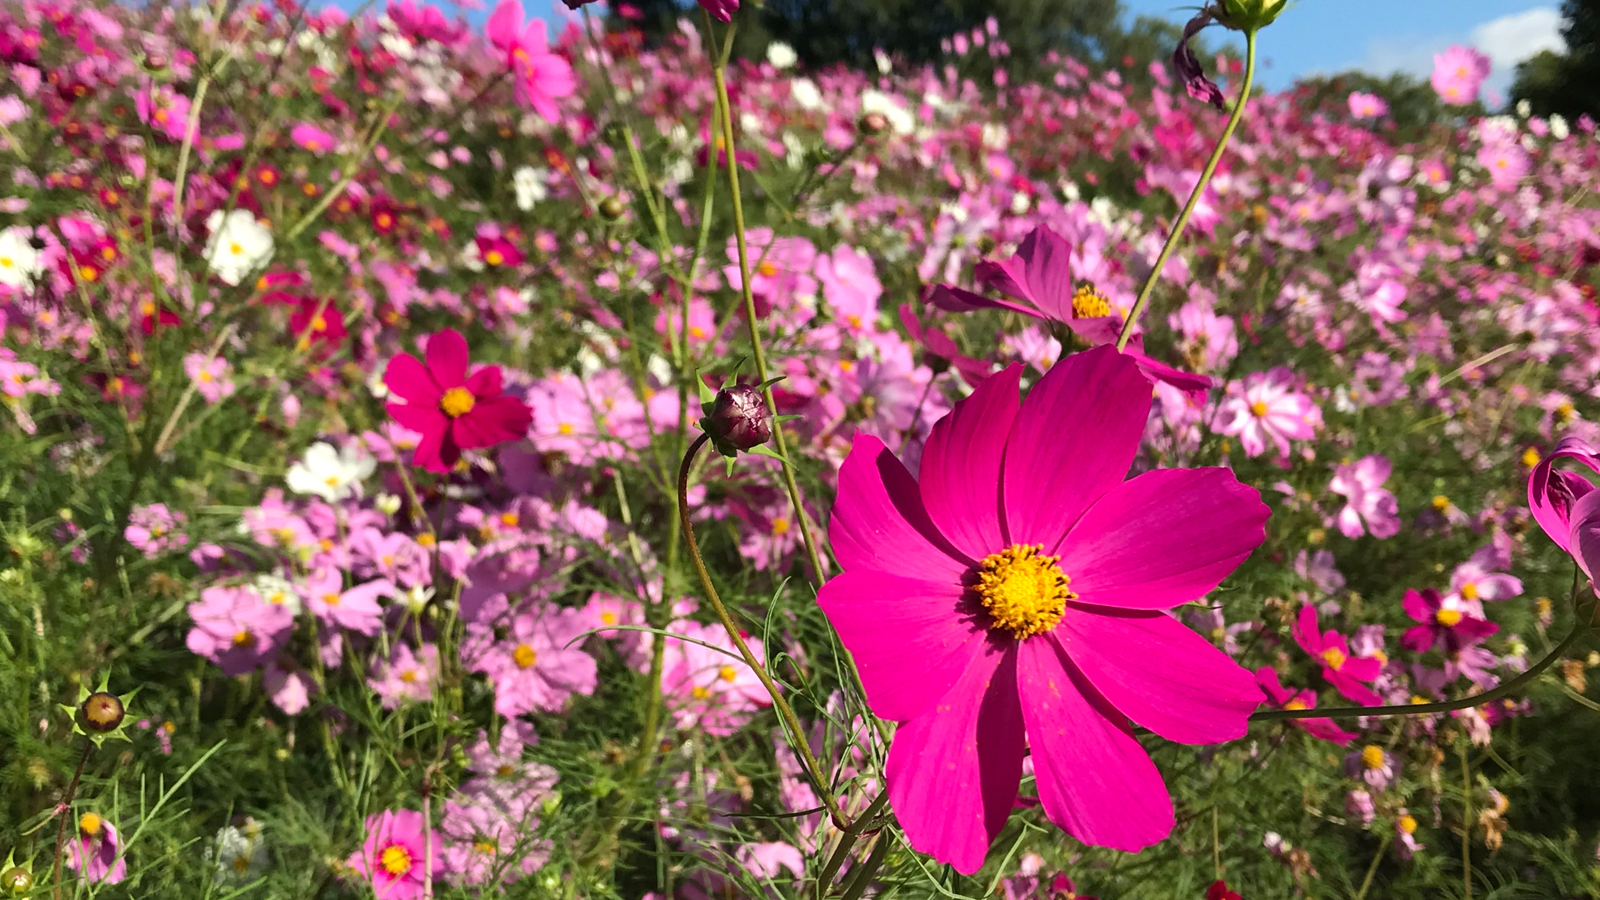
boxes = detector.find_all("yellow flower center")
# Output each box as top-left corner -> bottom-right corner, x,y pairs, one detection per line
1321,647 -> 1347,670
1361,745 -> 1385,769
79,813 -> 103,836
557,422 -> 575,434
1460,582 -> 1478,602
1432,495 -> 1450,510
1283,698 -> 1308,711
440,387 -> 476,418
484,250 -> 504,266
1070,284 -> 1112,319
513,645 -> 537,669
1436,608 -> 1463,627
379,844 -> 412,876
719,665 -> 738,682
1249,400 -> 1268,417
1398,815 -> 1418,834
474,840 -> 496,855
1522,447 -> 1542,467
691,685 -> 710,699
757,261 -> 778,277
771,516 -> 791,535
399,669 -> 418,684
975,544 -> 1074,639
600,611 -> 617,625
1557,402 -> 1575,423
232,630 -> 254,646
323,592 -> 341,607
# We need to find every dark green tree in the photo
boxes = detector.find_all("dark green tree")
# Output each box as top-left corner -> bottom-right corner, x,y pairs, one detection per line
1510,0 -> 1600,119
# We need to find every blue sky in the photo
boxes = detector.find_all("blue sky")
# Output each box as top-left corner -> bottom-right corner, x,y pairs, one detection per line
1121,0 -> 1566,101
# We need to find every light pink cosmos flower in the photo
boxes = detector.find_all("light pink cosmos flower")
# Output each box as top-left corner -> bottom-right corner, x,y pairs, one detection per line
265,657 -> 317,714
469,603 -> 598,717
440,797 -> 548,886
184,352 -> 236,403
725,229 -> 818,317
346,810 -> 440,900
817,348 -> 1269,872
370,643 -> 440,708
816,244 -> 882,336
186,585 -> 296,676
660,620 -> 771,737
1328,455 -> 1401,539
1430,45 -> 1490,105
291,122 -> 338,154
485,0 -> 576,122
67,813 -> 126,884
1445,545 -> 1523,612
124,502 -> 188,557
1347,91 -> 1388,118
1477,142 -> 1530,191
1345,745 -> 1399,791
1216,367 -> 1322,459
302,569 -> 389,636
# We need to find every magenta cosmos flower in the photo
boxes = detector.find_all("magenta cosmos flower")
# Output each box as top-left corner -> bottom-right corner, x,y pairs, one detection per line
1293,605 -> 1382,706
485,0 -> 576,122
817,347 -> 1269,873
346,809 -> 440,900
1528,437 -> 1600,558
383,329 -> 532,474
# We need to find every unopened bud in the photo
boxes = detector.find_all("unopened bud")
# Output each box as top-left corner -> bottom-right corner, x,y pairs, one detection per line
1211,0 -> 1286,32
598,196 -> 625,220
858,112 -> 889,136
0,867 -> 31,897
82,691 -> 125,733
707,385 -> 772,451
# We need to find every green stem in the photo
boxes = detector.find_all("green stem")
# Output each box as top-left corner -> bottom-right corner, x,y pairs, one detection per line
837,829 -> 892,900
1116,29 -> 1257,351
1253,604 -> 1589,721
1353,834 -> 1386,900
705,11 -> 827,584
815,790 -> 891,900
677,434 -> 846,829
1460,742 -> 1472,900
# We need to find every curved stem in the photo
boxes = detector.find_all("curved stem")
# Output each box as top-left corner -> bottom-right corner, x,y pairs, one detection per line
51,740 -> 94,900
678,433 -> 847,829
1353,833 -> 1387,900
1253,606 -> 1589,721
705,10 -> 827,583
1117,29 -> 1257,351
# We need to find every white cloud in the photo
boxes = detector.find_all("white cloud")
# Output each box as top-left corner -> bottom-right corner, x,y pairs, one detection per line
1469,7 -> 1565,70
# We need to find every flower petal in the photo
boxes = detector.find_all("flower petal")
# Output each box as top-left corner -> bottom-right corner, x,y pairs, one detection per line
828,434 -> 972,579
926,283 -> 1042,319
465,364 -> 504,399
1002,346 -> 1151,551
886,644 -> 1024,875
1572,489 -> 1600,582
1017,637 -> 1174,851
453,395 -> 532,450
817,570 -> 989,722
383,352 -> 442,406
425,328 -> 471,390
1057,467 -> 1268,610
1054,607 -> 1261,744
919,364 -> 1020,560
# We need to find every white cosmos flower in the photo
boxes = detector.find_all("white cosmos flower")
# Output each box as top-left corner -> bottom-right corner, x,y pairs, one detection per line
203,210 -> 273,286
513,166 -> 548,211
285,441 -> 376,502
860,89 -> 913,135
253,574 -> 303,617
766,41 -> 797,70
791,77 -> 824,112
0,226 -> 42,290
211,820 -> 267,883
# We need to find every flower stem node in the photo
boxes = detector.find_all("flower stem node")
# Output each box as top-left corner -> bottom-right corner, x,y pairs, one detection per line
62,674 -> 139,747
1211,0 -> 1286,33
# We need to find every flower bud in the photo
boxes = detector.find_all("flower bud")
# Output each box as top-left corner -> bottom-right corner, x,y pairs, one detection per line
598,196 -> 626,220
707,385 -> 772,451
858,112 -> 889,136
81,691 -> 125,733
1211,0 -> 1286,32
0,867 -> 31,897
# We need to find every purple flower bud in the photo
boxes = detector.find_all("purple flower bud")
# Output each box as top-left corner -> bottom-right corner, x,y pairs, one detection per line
708,385 -> 772,451
1172,12 -> 1226,110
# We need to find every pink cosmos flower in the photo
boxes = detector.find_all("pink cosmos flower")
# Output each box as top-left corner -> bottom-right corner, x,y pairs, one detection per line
383,329 -> 533,474
698,0 -> 738,22
485,0 -> 576,122
346,809 -> 440,900
1528,437 -> 1600,556
186,585 -> 296,676
930,226 -> 1211,397
1328,455 -> 1401,539
660,620 -> 772,737
302,569 -> 389,636
1254,667 -> 1356,745
66,813 -> 126,884
291,122 -> 338,154
1401,588 -> 1497,654
725,229 -> 818,317
1345,745 -> 1398,791
1293,605 -> 1382,706
1572,491 -> 1600,585
1216,368 -> 1322,459
124,502 -> 188,557
1394,810 -> 1425,859
369,643 -> 440,708
1430,45 -> 1490,105
265,657 -> 317,714
1445,546 -> 1523,611
816,244 -> 883,335
469,603 -> 598,717
184,352 -> 236,403
1477,142 -> 1529,191
1347,91 -> 1388,118
440,797 -> 548,886
817,348 -> 1269,872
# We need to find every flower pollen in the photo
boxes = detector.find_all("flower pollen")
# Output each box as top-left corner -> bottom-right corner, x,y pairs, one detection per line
1320,647 -> 1347,670
1070,284 -> 1112,319
440,387 -> 476,418
975,544 -> 1074,639
1360,745 -> 1385,769
379,844 -> 412,876
1436,608 -> 1463,627
512,644 -> 537,669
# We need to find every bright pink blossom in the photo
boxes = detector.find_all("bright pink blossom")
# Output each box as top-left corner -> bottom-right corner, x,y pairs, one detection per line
698,0 -> 738,23
817,348 -> 1269,872
1254,667 -> 1356,745
485,0 -> 576,122
1528,437 -> 1600,556
346,809 -> 440,900
1293,605 -> 1382,706
66,814 -> 126,884
1430,45 -> 1490,105
383,328 -> 533,474
290,122 -> 338,154
1401,588 -> 1498,654
1347,91 -> 1388,118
